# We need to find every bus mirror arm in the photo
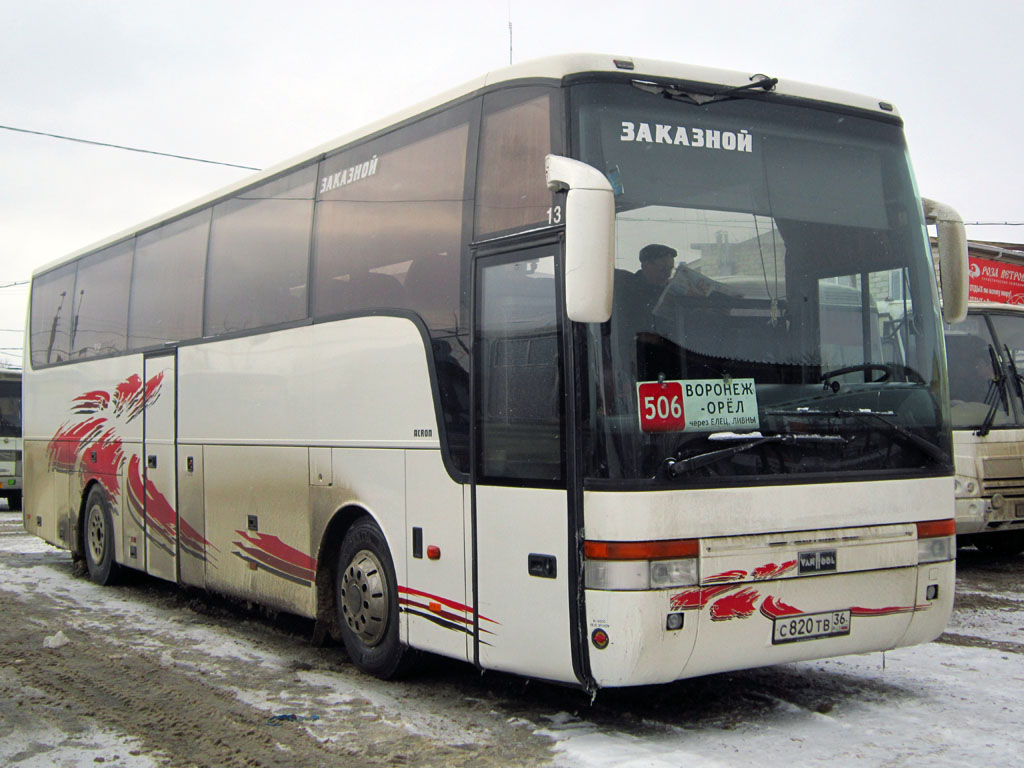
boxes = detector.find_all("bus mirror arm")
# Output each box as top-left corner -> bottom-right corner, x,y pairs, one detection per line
922,197 -> 968,324
545,155 -> 615,324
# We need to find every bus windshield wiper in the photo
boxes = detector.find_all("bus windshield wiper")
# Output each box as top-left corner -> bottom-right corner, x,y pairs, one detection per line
664,431 -> 845,477
767,407 -> 950,463
1003,343 -> 1024,405
977,344 -> 1009,437
632,75 -> 777,106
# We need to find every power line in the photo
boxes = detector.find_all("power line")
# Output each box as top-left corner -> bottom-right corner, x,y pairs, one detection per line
965,221 -> 1024,226
0,124 -> 261,171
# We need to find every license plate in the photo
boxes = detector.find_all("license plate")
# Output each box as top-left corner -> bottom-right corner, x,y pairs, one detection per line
772,610 -> 851,645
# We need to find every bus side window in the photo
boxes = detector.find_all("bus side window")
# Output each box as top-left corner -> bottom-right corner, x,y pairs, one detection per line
204,165 -> 316,337
477,255 -> 564,484
129,209 -> 209,351
29,262 -> 77,367
70,240 -> 133,360
475,89 -> 557,238
313,116 -> 470,325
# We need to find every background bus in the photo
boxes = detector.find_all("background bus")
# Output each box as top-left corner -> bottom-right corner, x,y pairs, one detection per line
942,240 -> 1024,554
23,54 -> 966,690
0,368 -> 22,511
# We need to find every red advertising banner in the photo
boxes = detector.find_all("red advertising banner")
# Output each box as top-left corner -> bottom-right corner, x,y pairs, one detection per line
968,256 -> 1024,305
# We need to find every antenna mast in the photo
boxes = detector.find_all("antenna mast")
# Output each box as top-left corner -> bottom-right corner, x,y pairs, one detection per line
508,1 -> 513,64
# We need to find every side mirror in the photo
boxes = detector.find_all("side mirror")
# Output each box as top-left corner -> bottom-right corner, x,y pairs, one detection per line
922,197 -> 968,324
545,155 -> 614,323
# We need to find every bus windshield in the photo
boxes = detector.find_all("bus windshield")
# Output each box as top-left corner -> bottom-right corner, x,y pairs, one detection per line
572,81 -> 950,484
945,310 -> 1024,431
0,378 -> 21,439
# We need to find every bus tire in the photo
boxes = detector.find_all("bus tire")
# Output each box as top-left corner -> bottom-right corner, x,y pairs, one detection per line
83,485 -> 119,586
335,517 -> 410,679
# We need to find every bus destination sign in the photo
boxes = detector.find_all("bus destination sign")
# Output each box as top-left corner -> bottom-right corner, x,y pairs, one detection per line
637,378 -> 759,433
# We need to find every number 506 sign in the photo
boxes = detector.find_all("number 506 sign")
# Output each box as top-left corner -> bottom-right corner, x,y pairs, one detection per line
636,381 -> 686,432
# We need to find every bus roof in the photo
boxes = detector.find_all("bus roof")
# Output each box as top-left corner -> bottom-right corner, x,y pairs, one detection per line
33,53 -> 901,277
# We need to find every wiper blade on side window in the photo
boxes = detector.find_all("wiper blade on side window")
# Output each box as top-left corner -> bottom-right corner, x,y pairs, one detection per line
632,75 -> 777,106
664,430 -> 845,477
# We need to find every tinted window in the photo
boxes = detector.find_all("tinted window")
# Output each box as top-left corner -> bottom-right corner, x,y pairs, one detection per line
476,251 -> 564,484
204,166 -> 316,336
0,379 -> 20,437
30,262 -> 77,367
70,241 -> 133,359
129,210 -> 210,350
313,117 -> 470,331
475,90 -> 555,237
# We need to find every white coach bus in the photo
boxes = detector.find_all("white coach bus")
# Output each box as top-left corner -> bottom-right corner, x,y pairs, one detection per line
23,54 -> 967,690
943,242 -> 1024,555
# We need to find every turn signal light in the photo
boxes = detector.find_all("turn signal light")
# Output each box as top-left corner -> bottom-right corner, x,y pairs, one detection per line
584,538 -> 698,560
916,519 -> 955,539
584,538 -> 699,591
916,519 -> 955,564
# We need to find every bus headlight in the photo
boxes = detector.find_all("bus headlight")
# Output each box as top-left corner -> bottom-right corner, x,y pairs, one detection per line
916,519 -> 956,564
918,536 -> 954,564
950,475 -> 974,499
585,560 -> 649,590
954,476 -> 979,497
650,558 -> 699,589
584,539 -> 699,590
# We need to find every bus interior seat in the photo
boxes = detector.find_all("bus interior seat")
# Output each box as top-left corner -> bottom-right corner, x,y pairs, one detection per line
323,268 -> 406,314
404,253 -> 460,327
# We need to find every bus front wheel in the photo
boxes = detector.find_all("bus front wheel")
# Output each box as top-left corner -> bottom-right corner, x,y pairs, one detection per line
335,517 -> 411,679
83,485 -> 119,586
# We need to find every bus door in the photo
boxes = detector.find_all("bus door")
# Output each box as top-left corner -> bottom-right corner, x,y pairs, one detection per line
142,352 -> 178,582
471,243 -> 579,684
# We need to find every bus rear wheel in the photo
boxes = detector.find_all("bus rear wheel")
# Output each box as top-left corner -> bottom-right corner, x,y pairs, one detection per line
83,485 -> 119,585
335,517 -> 410,679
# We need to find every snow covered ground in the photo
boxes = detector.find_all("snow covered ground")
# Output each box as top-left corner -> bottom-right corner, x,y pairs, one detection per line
1,509 -> 1022,767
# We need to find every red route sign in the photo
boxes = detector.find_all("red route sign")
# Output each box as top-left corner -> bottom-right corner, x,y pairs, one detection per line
637,381 -> 687,432
968,256 -> 1024,305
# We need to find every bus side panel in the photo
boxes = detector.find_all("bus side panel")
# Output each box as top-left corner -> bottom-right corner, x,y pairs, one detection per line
177,444 -> 207,589
898,561 -> 956,648
202,444 -> 316,617
23,356 -> 142,565
586,589 -> 699,686
404,449 -> 468,662
21,440 -> 68,548
142,355 -> 177,583
475,486 -> 576,684
120,442 -> 146,571
308,317 -> 438,449
310,448 -> 409,640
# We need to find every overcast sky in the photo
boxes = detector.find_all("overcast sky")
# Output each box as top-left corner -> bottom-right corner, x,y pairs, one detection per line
2,0 -> 1021,366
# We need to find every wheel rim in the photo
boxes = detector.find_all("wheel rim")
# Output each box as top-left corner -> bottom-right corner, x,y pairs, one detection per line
340,548 -> 389,646
87,502 -> 106,565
